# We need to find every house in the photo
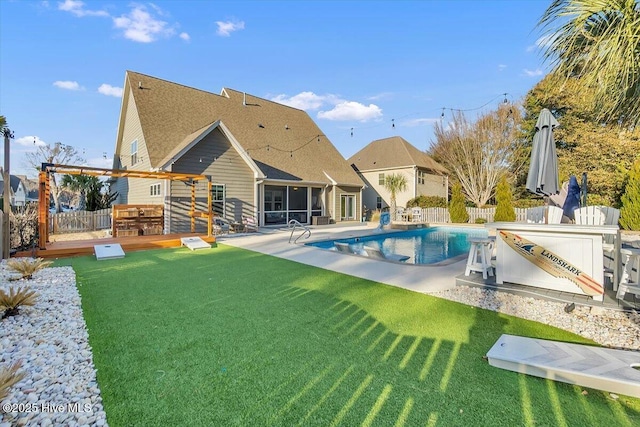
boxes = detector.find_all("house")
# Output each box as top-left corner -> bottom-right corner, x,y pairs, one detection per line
347,136 -> 448,212
0,174 -> 28,207
110,71 -> 364,233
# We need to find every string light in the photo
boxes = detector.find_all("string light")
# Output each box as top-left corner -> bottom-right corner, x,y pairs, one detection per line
391,118 -> 395,129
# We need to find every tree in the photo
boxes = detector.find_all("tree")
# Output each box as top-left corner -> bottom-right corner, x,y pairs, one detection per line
85,177 -> 117,211
520,74 -> 640,205
620,158 -> 640,230
538,0 -> 640,126
24,142 -> 84,213
430,103 -> 524,207
494,175 -> 516,222
449,182 -> 469,223
61,174 -> 91,210
383,173 -> 407,221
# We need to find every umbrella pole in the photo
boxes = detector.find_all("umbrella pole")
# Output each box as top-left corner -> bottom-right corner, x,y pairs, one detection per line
544,196 -> 549,224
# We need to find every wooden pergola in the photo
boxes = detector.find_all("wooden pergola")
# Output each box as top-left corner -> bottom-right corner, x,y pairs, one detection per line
38,164 -> 213,249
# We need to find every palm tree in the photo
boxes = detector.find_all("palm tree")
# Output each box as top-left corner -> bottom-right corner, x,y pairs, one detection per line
538,0 -> 640,126
61,174 -> 93,210
383,174 -> 408,221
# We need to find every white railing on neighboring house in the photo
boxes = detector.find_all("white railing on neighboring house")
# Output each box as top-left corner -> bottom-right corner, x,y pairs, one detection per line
49,208 -> 112,234
402,207 -> 530,224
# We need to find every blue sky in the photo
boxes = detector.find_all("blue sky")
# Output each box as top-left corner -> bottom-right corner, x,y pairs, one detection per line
1,0 -> 550,177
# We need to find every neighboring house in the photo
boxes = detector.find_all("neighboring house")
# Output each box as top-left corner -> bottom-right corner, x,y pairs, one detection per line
347,136 -> 448,212
0,174 -> 28,207
111,71 -> 364,233
15,175 -> 39,203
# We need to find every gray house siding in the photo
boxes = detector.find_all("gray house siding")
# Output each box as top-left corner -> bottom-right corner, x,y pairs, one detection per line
112,88 -> 154,205
168,128 -> 255,233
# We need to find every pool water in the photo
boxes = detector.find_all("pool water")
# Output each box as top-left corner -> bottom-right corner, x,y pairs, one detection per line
306,226 -> 489,265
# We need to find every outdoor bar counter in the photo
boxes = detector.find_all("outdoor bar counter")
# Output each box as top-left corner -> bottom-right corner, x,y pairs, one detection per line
486,222 -> 620,302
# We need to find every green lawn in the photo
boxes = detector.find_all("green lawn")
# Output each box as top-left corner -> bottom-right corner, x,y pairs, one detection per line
56,245 -> 640,426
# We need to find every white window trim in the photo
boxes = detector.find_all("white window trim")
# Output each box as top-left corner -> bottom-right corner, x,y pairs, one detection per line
131,140 -> 138,165
150,183 -> 161,197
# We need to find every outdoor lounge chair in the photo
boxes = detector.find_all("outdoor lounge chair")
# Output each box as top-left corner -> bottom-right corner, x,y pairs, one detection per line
363,245 -> 410,262
213,217 -> 231,235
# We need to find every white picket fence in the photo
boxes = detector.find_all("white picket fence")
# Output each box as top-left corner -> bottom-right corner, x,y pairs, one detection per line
403,207 -> 529,223
49,208 -> 112,234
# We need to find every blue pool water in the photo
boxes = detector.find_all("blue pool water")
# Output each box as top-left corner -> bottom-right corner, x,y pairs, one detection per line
306,226 -> 489,265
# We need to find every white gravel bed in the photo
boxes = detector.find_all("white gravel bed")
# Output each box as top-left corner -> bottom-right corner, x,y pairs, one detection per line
432,285 -> 640,351
0,261 -> 107,427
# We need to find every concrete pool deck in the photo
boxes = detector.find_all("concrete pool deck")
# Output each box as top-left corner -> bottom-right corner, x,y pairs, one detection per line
216,224 -> 466,294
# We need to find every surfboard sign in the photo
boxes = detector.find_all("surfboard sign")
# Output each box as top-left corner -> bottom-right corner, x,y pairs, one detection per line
499,230 -> 604,296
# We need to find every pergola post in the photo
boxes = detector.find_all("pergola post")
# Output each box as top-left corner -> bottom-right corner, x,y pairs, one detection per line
207,180 -> 212,237
38,171 -> 50,249
190,180 -> 196,233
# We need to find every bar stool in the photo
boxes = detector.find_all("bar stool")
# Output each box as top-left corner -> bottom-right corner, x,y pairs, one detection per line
465,238 -> 494,280
617,247 -> 640,300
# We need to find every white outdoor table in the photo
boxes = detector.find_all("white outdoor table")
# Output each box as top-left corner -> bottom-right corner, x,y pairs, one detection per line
486,222 -> 621,302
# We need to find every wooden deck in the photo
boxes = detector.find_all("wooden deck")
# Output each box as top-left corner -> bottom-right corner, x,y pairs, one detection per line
15,233 -> 216,259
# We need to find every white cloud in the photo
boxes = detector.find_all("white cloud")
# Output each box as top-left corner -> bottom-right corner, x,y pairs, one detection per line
15,136 -> 46,148
498,64 -> 507,72
179,32 -> 190,41
523,68 -> 543,77
401,118 -> 439,127
113,5 -> 175,43
216,20 -> 245,37
527,34 -> 556,52
98,84 -> 123,97
53,80 -> 83,90
58,0 -> 109,17
318,101 -> 383,122
271,92 -> 340,111
367,92 -> 393,101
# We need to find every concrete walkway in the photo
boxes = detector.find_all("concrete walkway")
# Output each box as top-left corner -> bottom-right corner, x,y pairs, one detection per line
216,224 -> 466,294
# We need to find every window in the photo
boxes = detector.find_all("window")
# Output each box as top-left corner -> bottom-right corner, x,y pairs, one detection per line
150,183 -> 161,196
378,173 -> 385,185
131,140 -> 138,165
211,184 -> 225,216
418,170 -> 425,185
376,196 -> 382,210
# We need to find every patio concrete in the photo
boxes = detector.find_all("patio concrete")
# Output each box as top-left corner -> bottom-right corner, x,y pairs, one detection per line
216,224 -> 465,294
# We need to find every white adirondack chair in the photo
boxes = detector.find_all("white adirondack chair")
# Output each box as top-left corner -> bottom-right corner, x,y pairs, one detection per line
526,206 -> 563,224
411,207 -> 422,223
574,206 -> 621,283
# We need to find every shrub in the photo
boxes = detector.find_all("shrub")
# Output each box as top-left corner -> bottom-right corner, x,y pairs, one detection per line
406,195 -> 448,208
513,199 -> 545,209
449,183 -> 469,223
370,210 -> 381,223
494,175 -> 516,222
475,218 -> 487,224
0,362 -> 25,401
620,158 -> 640,230
7,258 -> 52,280
0,287 -> 37,319
9,204 -> 39,251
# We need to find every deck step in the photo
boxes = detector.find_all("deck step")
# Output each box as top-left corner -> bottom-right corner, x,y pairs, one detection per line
487,334 -> 640,398
94,244 -> 125,260
180,237 -> 211,250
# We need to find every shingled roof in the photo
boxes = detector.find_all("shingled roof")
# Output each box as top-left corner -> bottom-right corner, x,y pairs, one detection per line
347,136 -> 448,174
117,71 -> 363,186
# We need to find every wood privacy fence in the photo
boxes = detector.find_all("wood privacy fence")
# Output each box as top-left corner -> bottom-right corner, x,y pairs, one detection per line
405,207 -> 529,223
49,208 -> 112,234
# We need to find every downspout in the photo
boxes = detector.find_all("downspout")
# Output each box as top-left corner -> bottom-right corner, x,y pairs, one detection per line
164,177 -> 170,234
255,179 -> 264,224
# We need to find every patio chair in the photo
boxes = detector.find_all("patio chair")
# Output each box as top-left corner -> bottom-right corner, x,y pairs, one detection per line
363,245 -> 410,262
395,207 -> 406,222
574,206 -> 621,282
213,217 -> 231,235
526,206 -> 563,224
242,216 -> 258,232
411,207 -> 423,223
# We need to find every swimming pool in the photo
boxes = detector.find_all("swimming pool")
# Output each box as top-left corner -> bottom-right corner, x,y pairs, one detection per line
306,226 -> 489,265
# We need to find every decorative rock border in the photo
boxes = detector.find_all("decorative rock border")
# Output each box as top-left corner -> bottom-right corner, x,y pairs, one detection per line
0,261 -> 107,427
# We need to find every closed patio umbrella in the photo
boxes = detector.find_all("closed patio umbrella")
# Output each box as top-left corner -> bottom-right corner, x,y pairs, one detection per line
562,175 -> 581,220
526,108 -> 560,197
